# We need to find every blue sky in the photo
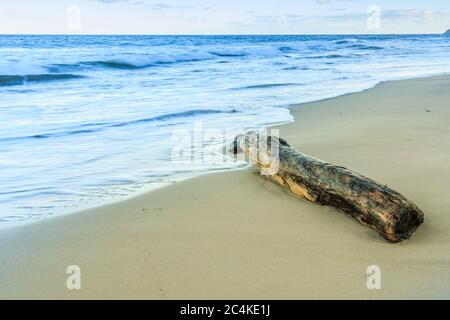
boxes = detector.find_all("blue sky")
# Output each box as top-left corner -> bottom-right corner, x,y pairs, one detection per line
1,0 -> 449,34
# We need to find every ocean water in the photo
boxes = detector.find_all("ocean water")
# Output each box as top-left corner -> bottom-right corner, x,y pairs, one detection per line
1,34 -> 450,226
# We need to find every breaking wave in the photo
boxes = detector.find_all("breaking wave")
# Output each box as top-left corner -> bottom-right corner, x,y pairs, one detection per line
84,52 -> 215,69
231,83 -> 304,90
0,74 -> 84,87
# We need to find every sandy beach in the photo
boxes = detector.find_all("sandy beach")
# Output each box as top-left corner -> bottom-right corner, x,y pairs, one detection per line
1,75 -> 449,300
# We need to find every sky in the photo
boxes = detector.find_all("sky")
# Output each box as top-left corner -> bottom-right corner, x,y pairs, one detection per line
1,0 -> 449,35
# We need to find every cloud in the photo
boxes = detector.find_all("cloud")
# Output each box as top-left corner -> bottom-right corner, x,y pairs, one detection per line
94,0 -> 130,3
91,0 -> 194,10
91,0 -> 135,4
150,3 -> 171,9
381,8 -> 439,20
316,0 -> 363,4
150,2 -> 194,10
243,7 -> 450,28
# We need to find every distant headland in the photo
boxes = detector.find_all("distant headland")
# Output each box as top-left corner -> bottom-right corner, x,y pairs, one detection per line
444,29 -> 450,36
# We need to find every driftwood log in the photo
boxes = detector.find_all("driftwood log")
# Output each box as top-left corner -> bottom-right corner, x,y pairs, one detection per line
233,131 -> 424,243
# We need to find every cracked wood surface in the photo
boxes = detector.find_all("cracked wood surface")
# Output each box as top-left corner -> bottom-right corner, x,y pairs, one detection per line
233,131 -> 424,243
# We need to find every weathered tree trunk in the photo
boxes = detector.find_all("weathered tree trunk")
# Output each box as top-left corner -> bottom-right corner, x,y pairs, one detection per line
233,131 -> 424,243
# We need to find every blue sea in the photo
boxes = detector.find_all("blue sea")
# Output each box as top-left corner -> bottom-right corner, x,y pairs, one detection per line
1,35 -> 450,226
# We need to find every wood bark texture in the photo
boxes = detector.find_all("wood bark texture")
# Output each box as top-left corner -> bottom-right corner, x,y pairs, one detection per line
233,131 -> 424,243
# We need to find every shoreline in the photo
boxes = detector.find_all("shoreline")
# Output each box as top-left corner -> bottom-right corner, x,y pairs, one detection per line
2,72 -> 449,231
1,74 -> 450,299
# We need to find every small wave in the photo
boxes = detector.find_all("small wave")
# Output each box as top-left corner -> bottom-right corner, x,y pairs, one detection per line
1,109 -> 238,142
0,74 -> 84,87
231,83 -> 304,90
87,61 -> 144,70
85,53 -> 214,69
348,44 -> 384,50
47,63 -> 84,73
208,51 -> 248,57
282,66 -> 309,71
308,54 -> 348,59
335,40 -> 352,45
278,46 -> 298,53
109,109 -> 238,128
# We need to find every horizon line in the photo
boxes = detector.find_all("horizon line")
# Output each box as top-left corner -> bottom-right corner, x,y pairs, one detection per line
0,32 -> 445,36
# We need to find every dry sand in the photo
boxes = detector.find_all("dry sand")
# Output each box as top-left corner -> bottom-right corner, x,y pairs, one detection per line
0,75 -> 449,299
